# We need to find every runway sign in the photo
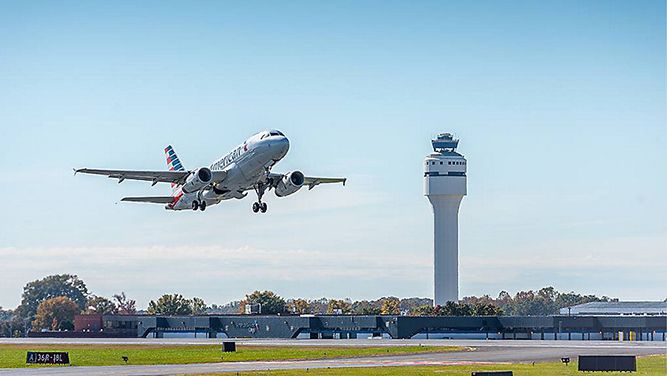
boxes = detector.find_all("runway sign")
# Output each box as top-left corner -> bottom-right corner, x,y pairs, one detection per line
26,351 -> 70,364
578,355 -> 636,372
222,341 -> 236,352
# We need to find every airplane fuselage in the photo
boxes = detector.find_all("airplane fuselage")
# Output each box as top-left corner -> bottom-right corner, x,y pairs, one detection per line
168,130 -> 289,210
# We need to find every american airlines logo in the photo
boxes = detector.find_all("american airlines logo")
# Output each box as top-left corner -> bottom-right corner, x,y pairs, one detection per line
211,144 -> 246,171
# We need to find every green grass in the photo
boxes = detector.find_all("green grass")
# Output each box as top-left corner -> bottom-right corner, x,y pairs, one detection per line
0,344 -> 463,368
197,355 -> 667,376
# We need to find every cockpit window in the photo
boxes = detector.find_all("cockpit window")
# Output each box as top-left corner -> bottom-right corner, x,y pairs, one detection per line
269,131 -> 283,136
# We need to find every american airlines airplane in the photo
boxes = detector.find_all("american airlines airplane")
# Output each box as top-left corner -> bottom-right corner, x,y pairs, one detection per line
75,130 -> 346,213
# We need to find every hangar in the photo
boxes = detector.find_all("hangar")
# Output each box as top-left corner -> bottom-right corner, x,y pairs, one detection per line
559,301 -> 667,316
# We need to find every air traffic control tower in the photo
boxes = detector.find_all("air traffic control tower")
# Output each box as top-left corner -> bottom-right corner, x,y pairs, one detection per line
424,133 -> 467,306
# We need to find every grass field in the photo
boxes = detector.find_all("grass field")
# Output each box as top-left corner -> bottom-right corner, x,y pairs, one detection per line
0,344 -> 463,368
202,355 -> 667,376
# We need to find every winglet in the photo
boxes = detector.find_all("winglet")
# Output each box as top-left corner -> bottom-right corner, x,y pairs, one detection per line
343,178 -> 347,186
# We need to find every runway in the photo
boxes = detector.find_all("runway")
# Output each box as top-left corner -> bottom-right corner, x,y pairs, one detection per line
0,339 -> 664,376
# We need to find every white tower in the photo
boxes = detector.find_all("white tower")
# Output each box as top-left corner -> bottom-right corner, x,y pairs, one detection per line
424,133 -> 467,306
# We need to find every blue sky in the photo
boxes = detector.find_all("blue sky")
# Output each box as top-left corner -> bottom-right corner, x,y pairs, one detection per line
0,1 -> 665,308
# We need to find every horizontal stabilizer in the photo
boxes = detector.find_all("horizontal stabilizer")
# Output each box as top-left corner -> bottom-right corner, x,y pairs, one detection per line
121,196 -> 174,204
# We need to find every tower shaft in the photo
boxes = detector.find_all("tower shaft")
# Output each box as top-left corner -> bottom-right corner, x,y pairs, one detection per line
429,195 -> 463,305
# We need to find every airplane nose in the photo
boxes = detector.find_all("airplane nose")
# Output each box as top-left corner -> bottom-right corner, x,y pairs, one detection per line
279,136 -> 289,155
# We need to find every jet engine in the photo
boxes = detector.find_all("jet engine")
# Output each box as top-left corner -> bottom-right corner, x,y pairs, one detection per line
182,167 -> 212,193
274,171 -> 305,197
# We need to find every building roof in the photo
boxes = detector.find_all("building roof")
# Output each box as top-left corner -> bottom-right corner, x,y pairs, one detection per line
560,301 -> 667,315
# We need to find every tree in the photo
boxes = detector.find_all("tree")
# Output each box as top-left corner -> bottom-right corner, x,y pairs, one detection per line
289,299 -> 310,314
326,299 -> 352,314
240,291 -> 287,315
147,294 -> 193,315
409,304 -> 435,316
352,300 -> 381,315
191,297 -> 207,314
113,292 -> 137,314
16,275 -> 88,319
440,301 -> 473,316
399,298 -> 433,313
0,307 -> 13,321
380,297 -> 401,315
85,295 -> 117,315
472,303 -> 503,316
32,297 -> 79,331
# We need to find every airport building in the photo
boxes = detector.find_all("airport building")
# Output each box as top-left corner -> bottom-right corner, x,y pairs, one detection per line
29,313 -> 666,341
560,301 -> 667,316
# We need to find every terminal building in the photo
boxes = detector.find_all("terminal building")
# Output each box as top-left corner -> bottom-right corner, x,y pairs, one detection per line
27,313 -> 666,341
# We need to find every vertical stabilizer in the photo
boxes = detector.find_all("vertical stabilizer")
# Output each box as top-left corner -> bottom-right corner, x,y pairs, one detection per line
164,145 -> 185,191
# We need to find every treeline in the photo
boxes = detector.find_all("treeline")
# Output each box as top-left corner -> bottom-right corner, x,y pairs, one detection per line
232,287 -> 616,317
0,274 -> 140,337
237,292 -> 433,315
460,287 -> 618,316
0,274 -> 620,337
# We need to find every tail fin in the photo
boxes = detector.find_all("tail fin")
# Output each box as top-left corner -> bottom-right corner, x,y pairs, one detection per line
164,145 -> 185,191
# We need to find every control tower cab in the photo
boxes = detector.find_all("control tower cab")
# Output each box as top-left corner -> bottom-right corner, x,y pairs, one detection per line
424,133 -> 467,306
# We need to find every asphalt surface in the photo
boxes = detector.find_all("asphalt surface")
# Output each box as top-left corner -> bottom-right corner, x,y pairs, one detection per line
0,338 -> 664,376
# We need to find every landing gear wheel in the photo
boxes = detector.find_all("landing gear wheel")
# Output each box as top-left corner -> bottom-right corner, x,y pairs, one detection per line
199,201 -> 207,211
260,202 -> 267,213
192,201 -> 199,211
252,202 -> 260,213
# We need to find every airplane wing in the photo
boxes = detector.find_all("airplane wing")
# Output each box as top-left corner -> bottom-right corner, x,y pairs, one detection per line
74,168 -> 190,186
269,172 -> 346,190
121,196 -> 174,204
303,176 -> 347,190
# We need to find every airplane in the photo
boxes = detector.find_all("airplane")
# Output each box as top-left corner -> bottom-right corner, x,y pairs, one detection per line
75,130 -> 346,213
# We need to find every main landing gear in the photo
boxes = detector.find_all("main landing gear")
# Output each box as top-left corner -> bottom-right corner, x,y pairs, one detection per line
252,183 -> 268,213
192,200 -> 207,211
252,201 -> 267,213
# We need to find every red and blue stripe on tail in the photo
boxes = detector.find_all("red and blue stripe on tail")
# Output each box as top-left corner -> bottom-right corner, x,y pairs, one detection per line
164,145 -> 185,191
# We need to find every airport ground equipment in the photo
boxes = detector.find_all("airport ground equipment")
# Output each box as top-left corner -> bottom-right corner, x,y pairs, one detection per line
471,372 -> 513,376
578,355 -> 637,372
424,133 -> 467,305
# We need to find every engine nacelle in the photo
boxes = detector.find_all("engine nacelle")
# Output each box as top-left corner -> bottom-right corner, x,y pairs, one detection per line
275,171 -> 305,197
182,167 -> 212,193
